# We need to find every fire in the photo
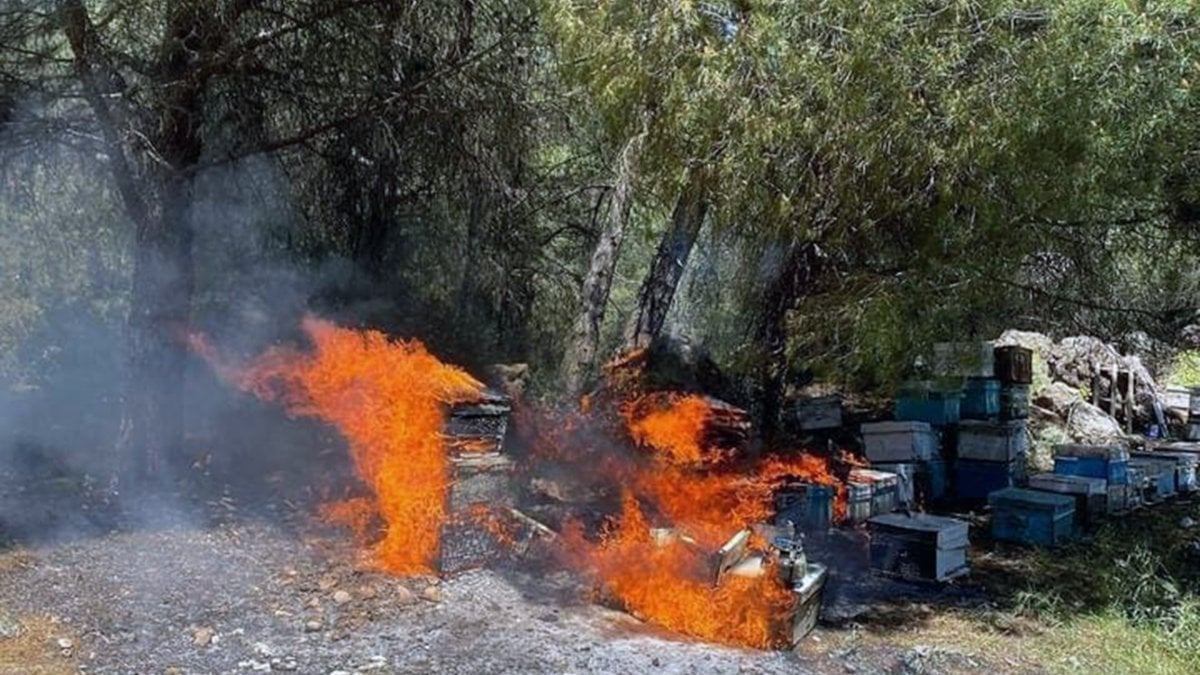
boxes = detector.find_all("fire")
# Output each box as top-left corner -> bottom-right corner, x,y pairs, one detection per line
564,494 -> 794,649
622,393 -> 716,465
194,316 -> 483,574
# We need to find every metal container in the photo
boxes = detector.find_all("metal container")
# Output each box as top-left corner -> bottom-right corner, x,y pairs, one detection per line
989,488 -> 1075,547
847,481 -> 874,524
862,421 -> 938,462
933,341 -> 996,378
1028,473 -> 1107,526
957,420 -> 1028,462
851,468 -> 901,516
787,562 -> 828,645
773,482 -> 834,532
795,395 -> 843,431
999,384 -> 1031,420
961,378 -> 1001,419
955,456 -> 1026,501
994,345 -> 1034,384
868,513 -> 969,582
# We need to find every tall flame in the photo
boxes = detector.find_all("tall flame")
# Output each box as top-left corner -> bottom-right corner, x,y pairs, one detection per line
193,316 -> 483,574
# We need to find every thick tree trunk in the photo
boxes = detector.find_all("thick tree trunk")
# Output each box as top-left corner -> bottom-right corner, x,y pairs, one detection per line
65,0 -> 206,485
119,177 -> 195,483
622,169 -> 708,351
560,133 -> 645,395
755,241 -> 824,444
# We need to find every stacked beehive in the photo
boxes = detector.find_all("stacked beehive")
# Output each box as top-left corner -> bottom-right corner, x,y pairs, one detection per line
860,420 -> 942,512
439,390 -> 516,575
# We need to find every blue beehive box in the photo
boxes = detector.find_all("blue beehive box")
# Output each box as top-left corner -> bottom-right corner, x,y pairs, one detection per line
1054,456 -> 1128,485
773,483 -> 834,532
1053,444 -> 1129,485
955,456 -> 1026,501
989,487 -> 1075,546
961,378 -> 1001,419
895,389 -> 962,426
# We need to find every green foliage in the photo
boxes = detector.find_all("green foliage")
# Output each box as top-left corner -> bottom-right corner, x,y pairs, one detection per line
1167,350 -> 1200,387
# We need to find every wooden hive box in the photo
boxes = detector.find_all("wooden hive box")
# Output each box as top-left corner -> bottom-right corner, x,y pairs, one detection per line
868,513 -> 969,582
989,488 -> 1075,547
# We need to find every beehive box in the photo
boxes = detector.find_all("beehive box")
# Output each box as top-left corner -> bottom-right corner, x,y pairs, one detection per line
1028,473 -> 1107,526
958,420 -> 1028,462
1054,444 -> 1130,485
961,378 -> 1001,420
847,482 -> 874,524
999,384 -> 1031,420
850,468 -> 901,517
872,459 -> 948,507
773,482 -> 834,532
795,396 -> 843,431
994,345 -> 1034,384
868,513 -> 969,582
862,421 -> 938,462
989,488 -> 1075,547
934,341 -> 996,378
894,388 -> 962,426
955,456 -> 1026,501
1129,458 -> 1176,502
1132,451 -> 1197,493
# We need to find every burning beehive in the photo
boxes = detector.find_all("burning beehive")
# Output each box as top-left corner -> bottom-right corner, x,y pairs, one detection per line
440,392 -> 517,575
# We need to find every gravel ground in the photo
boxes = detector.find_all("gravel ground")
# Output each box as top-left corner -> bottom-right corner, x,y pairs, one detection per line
0,514 -> 1014,675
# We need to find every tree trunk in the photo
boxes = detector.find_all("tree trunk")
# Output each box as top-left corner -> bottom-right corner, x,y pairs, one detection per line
755,241 -> 824,444
119,176 -> 195,484
622,169 -> 708,351
64,0 -> 206,485
560,132 -> 645,395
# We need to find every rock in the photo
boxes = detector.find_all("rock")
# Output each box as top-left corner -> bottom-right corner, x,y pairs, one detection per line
306,598 -> 320,609
270,656 -> 298,672
357,585 -> 378,600
1182,517 -> 1196,529
317,575 -> 338,592
1035,382 -> 1083,417
303,620 -> 322,633
56,637 -> 73,650
420,586 -> 444,603
1067,402 -> 1124,443
332,590 -> 352,606
191,627 -> 214,647
394,586 -> 417,605
0,612 -> 20,639
253,642 -> 276,658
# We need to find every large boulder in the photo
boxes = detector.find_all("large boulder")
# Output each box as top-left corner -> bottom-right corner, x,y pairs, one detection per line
1066,401 -> 1125,443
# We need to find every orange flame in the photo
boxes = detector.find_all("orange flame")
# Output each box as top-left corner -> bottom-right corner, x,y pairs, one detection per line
194,317 -> 483,574
622,393 -> 716,465
563,494 -> 794,649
